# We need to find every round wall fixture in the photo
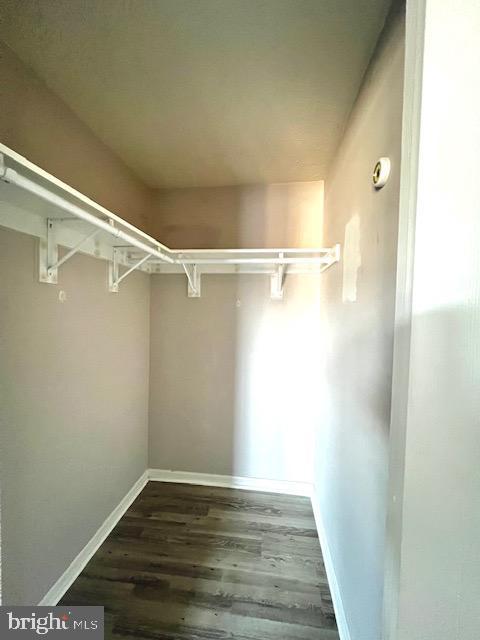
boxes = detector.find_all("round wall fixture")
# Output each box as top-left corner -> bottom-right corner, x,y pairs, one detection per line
372,157 -> 391,189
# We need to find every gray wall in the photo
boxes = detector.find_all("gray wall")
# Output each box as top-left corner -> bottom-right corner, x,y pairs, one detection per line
314,5 -> 405,640
149,273 -> 322,482
148,181 -> 324,249
0,42 -> 151,230
0,39 -> 153,605
386,1 -> 480,638
0,226 -> 150,605
148,179 -> 324,482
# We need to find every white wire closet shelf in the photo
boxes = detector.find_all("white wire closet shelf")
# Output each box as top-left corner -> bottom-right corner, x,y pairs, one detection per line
0,143 -> 340,298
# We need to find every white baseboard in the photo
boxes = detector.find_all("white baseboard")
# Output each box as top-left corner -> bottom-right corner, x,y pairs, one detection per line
310,487 -> 351,640
38,470 -> 149,605
147,468 -> 313,497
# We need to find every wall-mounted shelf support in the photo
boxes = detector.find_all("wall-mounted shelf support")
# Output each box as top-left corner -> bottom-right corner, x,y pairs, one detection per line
270,254 -> 286,299
182,264 -> 201,297
108,248 -> 120,293
109,249 -> 151,293
39,219 -> 102,284
39,219 -> 58,284
328,243 -> 341,270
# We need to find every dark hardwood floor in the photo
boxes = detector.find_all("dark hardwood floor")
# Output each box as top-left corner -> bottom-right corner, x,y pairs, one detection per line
60,482 -> 339,640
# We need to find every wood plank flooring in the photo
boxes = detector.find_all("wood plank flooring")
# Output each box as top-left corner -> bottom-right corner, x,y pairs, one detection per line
60,482 -> 339,640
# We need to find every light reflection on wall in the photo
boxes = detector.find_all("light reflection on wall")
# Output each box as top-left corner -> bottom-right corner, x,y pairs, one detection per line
231,181 -> 324,482
148,179 -> 326,484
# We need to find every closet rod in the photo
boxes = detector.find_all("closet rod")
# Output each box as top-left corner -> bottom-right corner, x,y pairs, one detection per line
173,248 -> 330,255
169,257 -> 328,265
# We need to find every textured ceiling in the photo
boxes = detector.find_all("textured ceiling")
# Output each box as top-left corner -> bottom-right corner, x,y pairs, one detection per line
0,0 -> 390,188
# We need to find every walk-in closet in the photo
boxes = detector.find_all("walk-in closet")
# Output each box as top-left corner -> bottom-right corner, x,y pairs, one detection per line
1,2 -> 479,640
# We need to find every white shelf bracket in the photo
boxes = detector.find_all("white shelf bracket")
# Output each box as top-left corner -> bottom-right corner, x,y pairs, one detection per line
270,253 -> 286,299
39,218 -> 58,284
109,249 -> 151,293
182,264 -> 201,297
0,152 -> 6,179
39,220 -> 101,284
320,243 -> 341,272
108,248 -> 120,293
334,243 -> 341,262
